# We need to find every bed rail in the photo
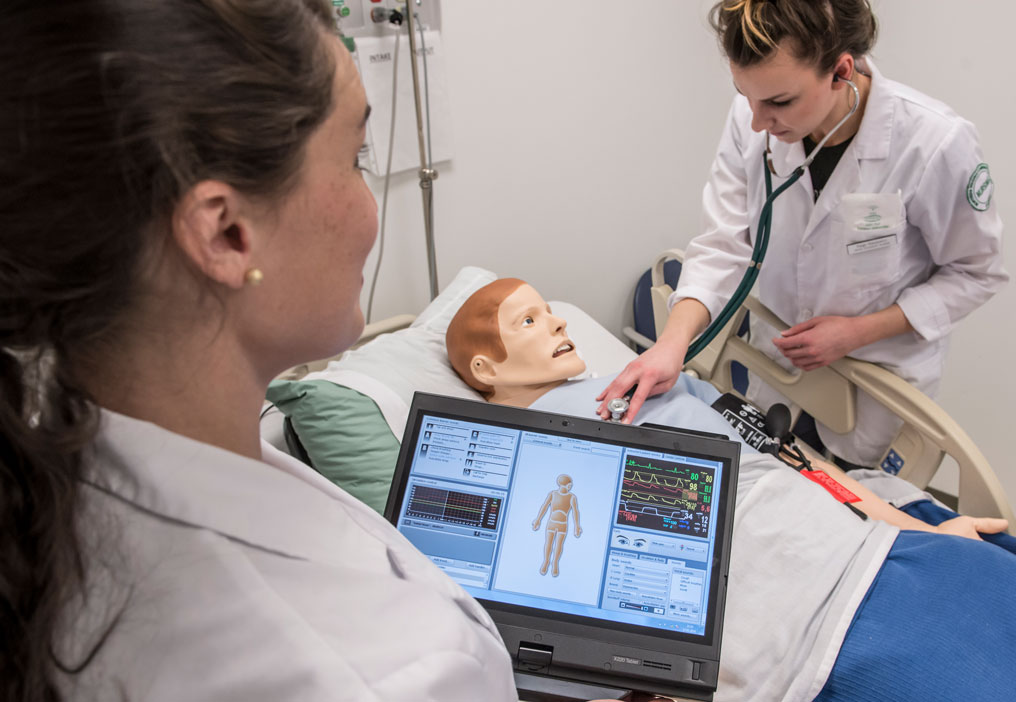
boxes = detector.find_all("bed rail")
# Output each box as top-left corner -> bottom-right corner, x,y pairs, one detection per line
649,248 -> 1015,525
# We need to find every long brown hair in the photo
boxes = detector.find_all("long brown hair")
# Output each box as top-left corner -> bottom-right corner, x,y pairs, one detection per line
0,1 -> 336,698
710,0 -> 878,72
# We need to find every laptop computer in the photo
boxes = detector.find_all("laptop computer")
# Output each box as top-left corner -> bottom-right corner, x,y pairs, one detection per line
384,392 -> 740,701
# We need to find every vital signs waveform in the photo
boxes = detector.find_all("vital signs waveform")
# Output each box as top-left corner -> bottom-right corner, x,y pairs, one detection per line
616,456 -> 714,537
406,485 -> 502,530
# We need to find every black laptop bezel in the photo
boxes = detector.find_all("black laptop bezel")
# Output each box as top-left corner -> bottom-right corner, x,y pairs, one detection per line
384,392 -> 739,689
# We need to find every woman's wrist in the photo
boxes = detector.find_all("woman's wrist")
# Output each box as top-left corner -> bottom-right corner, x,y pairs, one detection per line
663,299 -> 711,348
852,304 -> 912,348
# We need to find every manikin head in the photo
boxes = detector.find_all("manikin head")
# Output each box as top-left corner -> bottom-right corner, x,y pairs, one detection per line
556,474 -> 573,493
446,279 -> 586,407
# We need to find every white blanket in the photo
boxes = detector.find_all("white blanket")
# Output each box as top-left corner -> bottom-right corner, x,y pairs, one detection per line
532,376 -> 899,701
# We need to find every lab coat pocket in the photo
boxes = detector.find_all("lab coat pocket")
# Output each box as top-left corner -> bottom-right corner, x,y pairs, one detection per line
833,192 -> 905,293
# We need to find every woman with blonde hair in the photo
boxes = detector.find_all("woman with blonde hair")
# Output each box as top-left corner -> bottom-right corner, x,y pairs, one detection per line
601,0 -> 1006,473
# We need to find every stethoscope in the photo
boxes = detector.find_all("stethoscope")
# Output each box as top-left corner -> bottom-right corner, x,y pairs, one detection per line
682,75 -> 861,363
607,76 -> 860,423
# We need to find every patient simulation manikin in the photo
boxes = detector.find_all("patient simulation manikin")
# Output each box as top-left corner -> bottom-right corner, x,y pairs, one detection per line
446,278 -> 1016,702
447,278 -> 758,438
446,277 -> 588,407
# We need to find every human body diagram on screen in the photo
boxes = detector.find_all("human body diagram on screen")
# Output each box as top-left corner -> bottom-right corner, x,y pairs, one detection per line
532,474 -> 582,577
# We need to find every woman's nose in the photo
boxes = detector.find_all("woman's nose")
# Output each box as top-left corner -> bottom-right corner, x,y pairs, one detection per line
749,102 -> 773,133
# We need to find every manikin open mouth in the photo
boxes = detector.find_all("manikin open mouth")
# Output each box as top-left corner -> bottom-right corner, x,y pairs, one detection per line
552,342 -> 574,358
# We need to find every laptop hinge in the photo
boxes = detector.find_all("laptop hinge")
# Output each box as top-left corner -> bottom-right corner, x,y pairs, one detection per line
517,642 -> 554,673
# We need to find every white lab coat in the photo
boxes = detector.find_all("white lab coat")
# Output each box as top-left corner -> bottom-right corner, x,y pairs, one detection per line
672,58 -> 1008,465
59,409 -> 519,702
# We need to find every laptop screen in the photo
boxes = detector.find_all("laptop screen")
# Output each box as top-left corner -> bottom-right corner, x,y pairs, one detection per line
386,394 -> 737,649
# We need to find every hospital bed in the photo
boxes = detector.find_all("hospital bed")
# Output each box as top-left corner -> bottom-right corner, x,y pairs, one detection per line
264,263 -> 1015,527
625,249 -> 1014,525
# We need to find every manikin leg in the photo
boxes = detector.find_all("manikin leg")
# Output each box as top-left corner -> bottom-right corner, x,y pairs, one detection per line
551,532 -> 566,577
540,531 -> 555,575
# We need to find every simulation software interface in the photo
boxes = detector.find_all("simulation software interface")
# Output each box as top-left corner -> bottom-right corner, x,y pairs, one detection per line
394,414 -> 725,637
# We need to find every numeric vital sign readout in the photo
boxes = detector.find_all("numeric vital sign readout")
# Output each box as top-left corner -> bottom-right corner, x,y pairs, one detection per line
616,456 -> 714,537
406,484 -> 502,530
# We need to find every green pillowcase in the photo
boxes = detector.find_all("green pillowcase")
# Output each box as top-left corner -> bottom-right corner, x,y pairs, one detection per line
266,379 -> 399,514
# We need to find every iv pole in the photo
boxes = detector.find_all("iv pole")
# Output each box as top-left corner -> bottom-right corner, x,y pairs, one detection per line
404,0 -> 439,299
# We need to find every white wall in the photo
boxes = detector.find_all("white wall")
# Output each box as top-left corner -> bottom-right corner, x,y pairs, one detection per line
360,1 -> 1016,507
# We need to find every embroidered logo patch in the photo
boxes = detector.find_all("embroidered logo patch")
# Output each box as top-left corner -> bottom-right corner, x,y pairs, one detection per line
966,163 -> 994,211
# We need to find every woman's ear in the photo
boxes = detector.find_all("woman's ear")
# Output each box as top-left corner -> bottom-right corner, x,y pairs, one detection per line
832,52 -> 855,86
171,180 -> 256,289
470,355 -> 498,387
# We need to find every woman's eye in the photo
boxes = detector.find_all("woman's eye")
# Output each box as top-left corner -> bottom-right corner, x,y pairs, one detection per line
522,316 -> 535,327
767,99 -> 793,108
354,144 -> 368,171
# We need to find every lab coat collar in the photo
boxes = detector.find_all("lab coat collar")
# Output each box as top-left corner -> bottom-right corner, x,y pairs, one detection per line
801,58 -> 893,237
87,409 -> 369,564
851,57 -> 894,161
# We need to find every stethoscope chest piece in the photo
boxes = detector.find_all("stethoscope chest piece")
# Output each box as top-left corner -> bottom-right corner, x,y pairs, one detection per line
606,397 -> 630,422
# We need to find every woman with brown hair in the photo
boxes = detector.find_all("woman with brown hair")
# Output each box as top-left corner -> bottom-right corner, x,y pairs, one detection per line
600,0 -> 1007,472
0,2 -> 516,700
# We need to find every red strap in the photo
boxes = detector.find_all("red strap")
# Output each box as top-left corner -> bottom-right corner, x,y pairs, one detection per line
803,470 -> 862,504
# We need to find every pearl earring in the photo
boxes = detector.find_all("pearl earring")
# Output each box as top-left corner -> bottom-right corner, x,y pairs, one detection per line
244,268 -> 264,286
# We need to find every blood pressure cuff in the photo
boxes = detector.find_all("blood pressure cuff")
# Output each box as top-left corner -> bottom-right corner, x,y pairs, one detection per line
711,393 -> 779,454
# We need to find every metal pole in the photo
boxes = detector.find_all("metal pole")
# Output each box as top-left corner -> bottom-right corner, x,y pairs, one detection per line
404,0 -> 439,299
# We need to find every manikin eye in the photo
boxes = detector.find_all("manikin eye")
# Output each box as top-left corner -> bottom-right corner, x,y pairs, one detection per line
521,316 -> 535,327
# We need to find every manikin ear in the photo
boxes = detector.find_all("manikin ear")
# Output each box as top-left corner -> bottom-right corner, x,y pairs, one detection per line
171,180 -> 256,289
470,355 -> 499,387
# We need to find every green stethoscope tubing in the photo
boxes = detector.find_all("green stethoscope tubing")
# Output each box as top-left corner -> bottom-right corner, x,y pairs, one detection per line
683,159 -> 805,363
682,76 -> 860,365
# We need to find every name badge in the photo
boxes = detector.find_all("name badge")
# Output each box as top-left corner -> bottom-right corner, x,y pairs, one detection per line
846,234 -> 897,256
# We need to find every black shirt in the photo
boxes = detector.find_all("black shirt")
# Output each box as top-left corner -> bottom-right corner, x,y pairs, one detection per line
802,134 -> 854,201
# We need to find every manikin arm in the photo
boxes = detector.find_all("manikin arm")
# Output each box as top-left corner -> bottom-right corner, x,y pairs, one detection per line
532,493 -> 552,530
800,447 -> 1007,539
570,494 -> 582,537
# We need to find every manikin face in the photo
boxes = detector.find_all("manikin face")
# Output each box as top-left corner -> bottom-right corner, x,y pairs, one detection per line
730,43 -> 850,143
479,284 -> 586,389
556,475 -> 573,497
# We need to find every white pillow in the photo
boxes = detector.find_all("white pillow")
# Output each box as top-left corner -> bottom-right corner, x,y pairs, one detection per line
305,267 -> 495,436
410,266 -> 497,333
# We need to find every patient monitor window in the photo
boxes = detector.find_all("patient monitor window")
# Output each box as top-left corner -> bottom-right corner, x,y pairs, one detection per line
394,414 -> 725,638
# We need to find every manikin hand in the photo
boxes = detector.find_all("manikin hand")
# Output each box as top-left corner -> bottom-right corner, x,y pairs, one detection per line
934,516 -> 1008,541
596,337 -> 687,424
771,315 -> 859,371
